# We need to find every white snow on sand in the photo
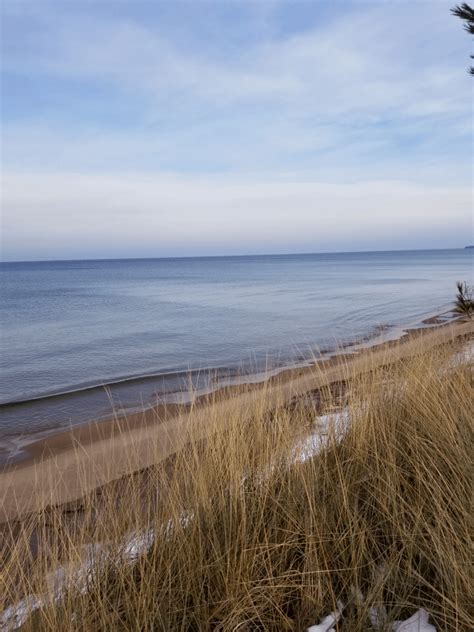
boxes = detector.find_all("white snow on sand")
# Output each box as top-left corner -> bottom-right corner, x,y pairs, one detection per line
391,608 -> 436,631
292,407 -> 350,463
450,339 -> 474,366
119,528 -> 155,562
0,532 -> 156,632
307,601 -> 343,631
307,606 -> 436,632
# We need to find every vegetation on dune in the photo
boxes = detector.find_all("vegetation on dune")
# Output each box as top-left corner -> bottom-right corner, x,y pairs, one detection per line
454,281 -> 473,319
1,341 -> 473,631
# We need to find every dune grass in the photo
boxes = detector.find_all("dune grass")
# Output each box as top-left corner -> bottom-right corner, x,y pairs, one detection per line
1,341 -> 472,631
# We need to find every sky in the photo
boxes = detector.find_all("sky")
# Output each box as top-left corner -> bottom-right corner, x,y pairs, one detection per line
0,0 -> 472,261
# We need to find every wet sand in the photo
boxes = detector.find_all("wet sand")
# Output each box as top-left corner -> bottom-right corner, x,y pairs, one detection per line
1,319 -> 472,523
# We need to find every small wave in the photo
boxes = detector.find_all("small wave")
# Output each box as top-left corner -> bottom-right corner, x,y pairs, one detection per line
0,365 -> 232,408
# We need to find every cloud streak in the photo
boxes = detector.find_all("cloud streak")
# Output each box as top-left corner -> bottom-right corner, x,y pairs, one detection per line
2,170 -> 470,261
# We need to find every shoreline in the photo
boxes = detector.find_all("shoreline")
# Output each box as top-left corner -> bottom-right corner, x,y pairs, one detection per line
0,317 -> 472,524
0,306 -> 459,466
0,306 -> 455,408
0,314 -> 468,470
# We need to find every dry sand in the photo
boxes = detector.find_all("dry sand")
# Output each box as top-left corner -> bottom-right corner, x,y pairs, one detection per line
1,320 -> 472,524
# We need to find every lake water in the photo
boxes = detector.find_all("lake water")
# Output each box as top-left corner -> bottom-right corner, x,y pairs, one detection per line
0,249 -> 472,462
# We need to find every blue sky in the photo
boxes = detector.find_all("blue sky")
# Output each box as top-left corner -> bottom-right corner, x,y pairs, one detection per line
1,0 -> 472,260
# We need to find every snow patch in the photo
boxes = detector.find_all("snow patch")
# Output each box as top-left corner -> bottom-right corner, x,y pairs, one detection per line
0,596 -> 41,632
392,609 -> 436,632
0,532 -> 155,632
307,606 -> 436,632
120,528 -> 155,562
450,340 -> 474,366
307,601 -> 344,631
293,408 -> 350,463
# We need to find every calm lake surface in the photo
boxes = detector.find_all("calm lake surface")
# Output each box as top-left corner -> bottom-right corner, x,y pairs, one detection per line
0,249 -> 472,461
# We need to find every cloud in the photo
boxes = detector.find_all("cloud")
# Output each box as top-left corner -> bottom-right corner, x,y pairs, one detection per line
2,1 -> 469,119
2,2 -> 470,175
1,170 -> 471,260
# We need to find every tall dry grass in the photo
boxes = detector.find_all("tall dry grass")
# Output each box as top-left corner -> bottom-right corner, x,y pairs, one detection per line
1,341 -> 472,631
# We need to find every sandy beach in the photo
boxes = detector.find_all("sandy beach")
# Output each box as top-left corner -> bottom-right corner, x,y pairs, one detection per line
1,318 -> 472,524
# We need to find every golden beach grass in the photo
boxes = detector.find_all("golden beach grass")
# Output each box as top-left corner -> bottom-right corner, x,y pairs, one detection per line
1,337 -> 472,631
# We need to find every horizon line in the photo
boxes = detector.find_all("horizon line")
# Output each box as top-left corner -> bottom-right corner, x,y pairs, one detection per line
0,246 -> 469,265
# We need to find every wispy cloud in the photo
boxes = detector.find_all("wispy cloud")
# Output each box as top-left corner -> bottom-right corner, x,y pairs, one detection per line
3,2 -> 469,115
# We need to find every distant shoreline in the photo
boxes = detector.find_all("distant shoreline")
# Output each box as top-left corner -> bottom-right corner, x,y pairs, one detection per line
1,245 -> 470,265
